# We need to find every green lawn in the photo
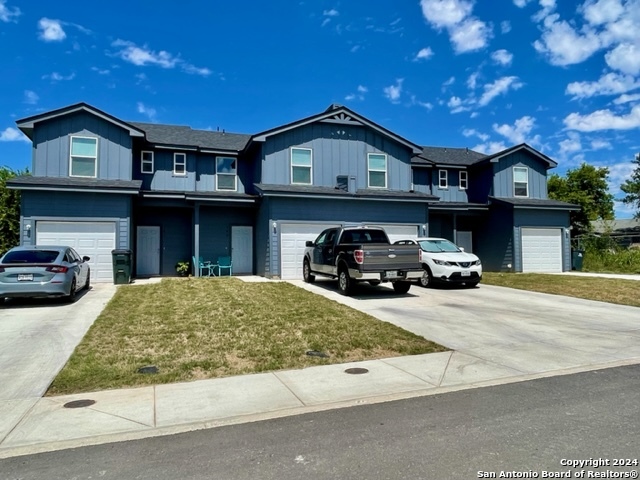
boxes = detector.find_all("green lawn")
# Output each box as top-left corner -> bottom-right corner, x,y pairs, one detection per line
48,278 -> 446,395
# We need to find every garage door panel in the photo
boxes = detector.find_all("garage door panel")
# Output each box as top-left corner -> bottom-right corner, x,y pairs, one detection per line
36,221 -> 116,283
371,225 -> 419,244
280,223 -> 339,279
521,228 -> 562,273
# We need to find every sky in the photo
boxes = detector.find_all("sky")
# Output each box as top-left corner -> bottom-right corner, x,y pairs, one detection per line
1,0 -> 639,218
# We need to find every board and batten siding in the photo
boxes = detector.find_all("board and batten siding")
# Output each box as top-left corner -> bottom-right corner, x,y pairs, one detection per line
32,111 -> 132,180
475,203 -> 515,272
260,123 -> 413,190
432,168 -> 469,202
492,151 -> 548,199
411,168 -> 432,195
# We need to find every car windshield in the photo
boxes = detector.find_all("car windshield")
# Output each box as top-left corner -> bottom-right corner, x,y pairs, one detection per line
418,239 -> 461,253
2,250 -> 60,264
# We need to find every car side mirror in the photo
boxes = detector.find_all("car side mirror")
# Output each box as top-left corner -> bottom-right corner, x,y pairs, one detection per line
305,241 -> 313,247
83,256 -> 91,262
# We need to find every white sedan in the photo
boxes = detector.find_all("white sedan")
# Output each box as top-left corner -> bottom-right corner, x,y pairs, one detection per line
396,237 -> 482,288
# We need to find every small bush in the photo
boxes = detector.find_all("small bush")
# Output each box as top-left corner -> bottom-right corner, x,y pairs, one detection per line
583,246 -> 640,274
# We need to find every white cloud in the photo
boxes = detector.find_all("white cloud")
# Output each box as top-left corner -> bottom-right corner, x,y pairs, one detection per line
513,0 -> 533,7
613,93 -> 640,104
345,85 -> 368,101
491,49 -> 513,66
533,14 -> 602,66
414,47 -> 434,61
419,0 -> 491,54
383,79 -> 403,103
182,63 -> 212,76
473,141 -> 508,154
38,18 -> 66,42
605,42 -> 640,75
558,131 -> 583,156
581,0 -> 625,26
467,72 -> 479,89
462,128 -> 489,141
501,21 -> 512,33
0,0 -> 20,22
137,102 -> 157,122
607,160 -> 636,196
111,39 -> 211,76
564,104 -> 640,131
91,67 -> 111,75
566,72 -> 640,99
493,116 -> 538,144
42,72 -> 75,82
0,127 -> 29,142
590,139 -> 612,149
443,76 -> 455,87
478,76 -> 523,106
23,90 -> 38,105
323,9 -> 339,17
532,0 -> 557,22
448,96 -> 462,108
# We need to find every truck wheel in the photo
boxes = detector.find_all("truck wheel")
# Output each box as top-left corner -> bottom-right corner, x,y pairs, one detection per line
338,267 -> 353,296
392,281 -> 411,294
368,280 -> 381,286
418,268 -> 433,288
302,258 -> 315,283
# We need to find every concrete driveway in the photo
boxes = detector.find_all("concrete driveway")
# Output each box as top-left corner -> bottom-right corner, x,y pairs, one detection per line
291,279 -> 640,374
0,284 -> 116,442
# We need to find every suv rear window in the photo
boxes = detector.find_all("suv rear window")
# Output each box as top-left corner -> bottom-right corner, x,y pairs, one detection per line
2,250 -> 60,264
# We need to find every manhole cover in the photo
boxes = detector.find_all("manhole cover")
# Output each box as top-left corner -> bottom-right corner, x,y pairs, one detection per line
345,367 -> 369,375
63,399 -> 96,409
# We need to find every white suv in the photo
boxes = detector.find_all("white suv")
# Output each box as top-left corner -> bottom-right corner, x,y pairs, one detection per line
397,237 -> 482,288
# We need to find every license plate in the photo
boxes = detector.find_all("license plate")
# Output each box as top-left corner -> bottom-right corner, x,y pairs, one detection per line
385,270 -> 399,278
18,274 -> 33,282
461,271 -> 471,277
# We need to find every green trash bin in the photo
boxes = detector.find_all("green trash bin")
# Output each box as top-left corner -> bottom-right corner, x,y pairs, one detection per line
111,249 -> 132,284
572,249 -> 585,271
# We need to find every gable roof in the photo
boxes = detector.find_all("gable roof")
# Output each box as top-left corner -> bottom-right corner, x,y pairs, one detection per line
16,103 -> 145,140
129,122 -> 251,152
251,104 -> 423,154
479,143 -> 557,169
414,146 -> 487,167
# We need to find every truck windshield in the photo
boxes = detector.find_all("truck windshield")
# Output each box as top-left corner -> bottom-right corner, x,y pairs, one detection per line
418,239 -> 460,253
340,230 -> 388,244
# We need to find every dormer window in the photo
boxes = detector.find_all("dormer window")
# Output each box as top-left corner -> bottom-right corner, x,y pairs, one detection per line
459,171 -> 468,190
368,153 -> 387,188
141,151 -> 154,174
173,153 -> 186,176
514,166 -> 529,197
216,157 -> 237,191
291,148 -> 312,184
70,136 -> 98,178
439,169 -> 448,189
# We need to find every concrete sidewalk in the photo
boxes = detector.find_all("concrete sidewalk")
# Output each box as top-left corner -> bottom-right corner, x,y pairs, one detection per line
1,273 -> 639,459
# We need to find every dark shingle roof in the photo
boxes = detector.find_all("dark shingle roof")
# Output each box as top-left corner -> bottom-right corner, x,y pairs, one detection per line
129,122 -> 251,151
254,183 -> 439,201
6,175 -> 141,192
414,146 -> 487,167
490,197 -> 579,209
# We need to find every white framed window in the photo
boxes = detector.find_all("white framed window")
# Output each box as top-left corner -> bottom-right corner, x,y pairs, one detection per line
216,156 -> 237,191
513,166 -> 529,197
173,152 -> 186,176
291,148 -> 312,184
459,170 -> 468,190
368,153 -> 387,188
141,151 -> 154,174
439,169 -> 448,189
69,136 -> 98,177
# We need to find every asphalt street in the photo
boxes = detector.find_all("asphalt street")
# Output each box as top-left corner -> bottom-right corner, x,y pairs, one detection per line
2,364 -> 639,480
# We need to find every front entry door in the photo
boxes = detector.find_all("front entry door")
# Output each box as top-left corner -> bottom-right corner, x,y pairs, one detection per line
137,226 -> 160,276
231,226 -> 253,274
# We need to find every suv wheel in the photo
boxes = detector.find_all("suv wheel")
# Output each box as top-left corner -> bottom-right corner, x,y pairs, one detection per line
419,268 -> 432,288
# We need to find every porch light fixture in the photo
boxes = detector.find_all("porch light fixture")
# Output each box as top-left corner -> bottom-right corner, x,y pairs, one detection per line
25,224 -> 31,238
272,222 -> 277,234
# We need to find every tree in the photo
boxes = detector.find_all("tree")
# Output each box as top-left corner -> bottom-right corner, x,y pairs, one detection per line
620,153 -> 640,219
548,163 -> 614,236
0,167 -> 28,255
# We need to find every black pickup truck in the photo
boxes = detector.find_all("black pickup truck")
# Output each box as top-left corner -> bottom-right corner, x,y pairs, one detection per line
302,226 -> 422,295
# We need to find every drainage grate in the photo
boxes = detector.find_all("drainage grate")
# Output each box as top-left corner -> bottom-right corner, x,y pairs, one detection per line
345,367 -> 369,375
63,399 -> 96,409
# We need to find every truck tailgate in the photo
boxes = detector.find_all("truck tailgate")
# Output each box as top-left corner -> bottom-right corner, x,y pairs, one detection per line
360,244 -> 420,271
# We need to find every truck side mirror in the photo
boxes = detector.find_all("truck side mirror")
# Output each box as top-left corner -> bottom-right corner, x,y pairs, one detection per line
305,241 -> 313,247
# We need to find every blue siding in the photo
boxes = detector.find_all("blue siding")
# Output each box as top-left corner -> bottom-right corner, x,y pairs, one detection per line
468,164 -> 493,203
260,123 -> 413,190
514,209 -> 572,271
255,197 -> 272,276
412,168 -> 432,194
492,151 -> 548,199
432,168 -> 468,202
33,112 -> 132,180
475,203 -> 514,272
199,206 -> 255,264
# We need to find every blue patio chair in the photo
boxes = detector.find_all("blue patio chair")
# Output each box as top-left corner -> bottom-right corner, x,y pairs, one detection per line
217,256 -> 232,276
192,256 -> 214,277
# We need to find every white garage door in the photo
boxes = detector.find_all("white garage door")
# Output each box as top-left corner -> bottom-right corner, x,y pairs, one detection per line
372,224 -> 419,244
36,221 -> 116,282
521,228 -> 563,273
280,223 -> 339,280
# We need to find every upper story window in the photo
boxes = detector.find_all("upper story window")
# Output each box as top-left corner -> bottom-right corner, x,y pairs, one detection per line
459,171 -> 468,190
141,151 -> 154,174
368,153 -> 387,188
439,169 -> 448,189
70,136 -> 98,177
173,153 -> 186,176
216,157 -> 237,191
291,148 -> 312,184
513,166 -> 529,197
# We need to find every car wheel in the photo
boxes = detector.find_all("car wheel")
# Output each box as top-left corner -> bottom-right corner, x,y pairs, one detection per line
464,281 -> 479,288
338,267 -> 353,296
66,278 -> 77,303
392,281 -> 411,294
302,258 -> 315,283
84,269 -> 91,290
419,268 -> 433,288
